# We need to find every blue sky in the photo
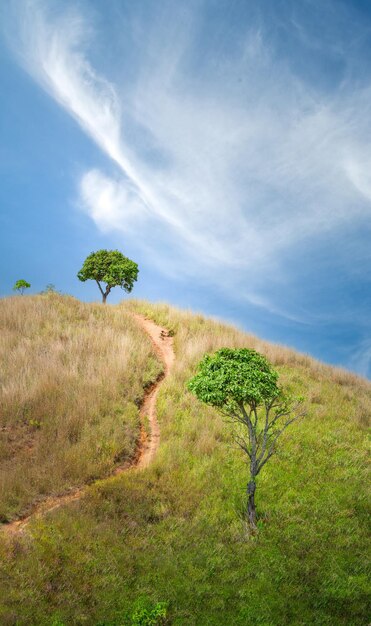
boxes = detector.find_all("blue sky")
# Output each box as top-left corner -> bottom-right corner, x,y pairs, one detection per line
1,0 -> 371,378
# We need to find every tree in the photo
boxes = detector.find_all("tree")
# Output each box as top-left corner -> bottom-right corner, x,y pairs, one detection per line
40,283 -> 59,295
77,249 -> 139,304
188,348 -> 305,529
13,279 -> 31,295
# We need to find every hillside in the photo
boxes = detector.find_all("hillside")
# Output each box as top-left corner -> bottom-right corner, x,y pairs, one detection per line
0,296 -> 370,625
0,295 -> 162,522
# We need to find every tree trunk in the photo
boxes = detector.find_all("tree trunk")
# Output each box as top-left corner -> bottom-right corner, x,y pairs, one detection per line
247,480 -> 257,529
102,293 -> 107,304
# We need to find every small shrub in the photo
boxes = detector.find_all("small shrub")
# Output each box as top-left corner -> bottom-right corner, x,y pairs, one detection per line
131,601 -> 168,626
40,283 -> 59,295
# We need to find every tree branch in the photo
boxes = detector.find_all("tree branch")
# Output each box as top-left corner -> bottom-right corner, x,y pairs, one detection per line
256,403 -> 271,467
233,434 -> 251,459
256,409 -> 306,475
95,280 -> 105,297
240,402 -> 258,475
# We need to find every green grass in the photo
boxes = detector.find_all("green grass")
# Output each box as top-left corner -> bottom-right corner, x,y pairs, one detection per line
0,300 -> 369,625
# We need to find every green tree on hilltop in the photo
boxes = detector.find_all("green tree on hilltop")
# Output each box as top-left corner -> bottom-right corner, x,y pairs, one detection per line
13,279 -> 31,295
188,348 -> 305,529
77,249 -> 139,304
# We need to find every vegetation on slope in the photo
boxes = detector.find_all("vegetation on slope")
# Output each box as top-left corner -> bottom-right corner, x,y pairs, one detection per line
0,300 -> 370,625
0,295 -> 161,521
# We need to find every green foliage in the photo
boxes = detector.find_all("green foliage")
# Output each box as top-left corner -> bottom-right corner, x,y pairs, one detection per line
131,600 -> 168,625
188,347 -> 280,409
77,249 -> 139,302
13,278 -> 31,294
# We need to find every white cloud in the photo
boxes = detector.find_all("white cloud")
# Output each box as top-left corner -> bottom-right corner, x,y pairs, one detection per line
80,170 -> 149,234
5,0 -> 371,317
13,1 -> 122,165
344,151 -> 371,202
349,339 -> 371,378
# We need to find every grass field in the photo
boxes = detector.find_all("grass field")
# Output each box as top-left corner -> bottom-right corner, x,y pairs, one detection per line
0,295 -> 161,521
0,297 -> 369,625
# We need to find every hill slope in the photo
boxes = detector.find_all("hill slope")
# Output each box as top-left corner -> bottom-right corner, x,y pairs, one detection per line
0,296 -> 370,625
0,295 -> 161,521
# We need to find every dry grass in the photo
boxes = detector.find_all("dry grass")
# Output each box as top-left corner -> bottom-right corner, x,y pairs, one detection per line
131,300 -> 371,383
0,294 -> 160,521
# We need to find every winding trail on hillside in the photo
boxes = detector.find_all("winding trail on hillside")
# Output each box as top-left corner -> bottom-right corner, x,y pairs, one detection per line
2,313 -> 174,536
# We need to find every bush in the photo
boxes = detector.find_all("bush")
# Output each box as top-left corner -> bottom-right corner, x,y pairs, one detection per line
131,601 -> 168,626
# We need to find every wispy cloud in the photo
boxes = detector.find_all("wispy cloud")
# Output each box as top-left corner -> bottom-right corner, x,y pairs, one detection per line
349,339 -> 371,378
3,0 -> 371,371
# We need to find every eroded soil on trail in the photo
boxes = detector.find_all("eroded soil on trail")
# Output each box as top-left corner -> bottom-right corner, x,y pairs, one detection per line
2,313 -> 174,535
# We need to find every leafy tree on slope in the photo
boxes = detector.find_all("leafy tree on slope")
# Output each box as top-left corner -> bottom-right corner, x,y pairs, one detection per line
77,249 -> 139,304
188,348 -> 305,529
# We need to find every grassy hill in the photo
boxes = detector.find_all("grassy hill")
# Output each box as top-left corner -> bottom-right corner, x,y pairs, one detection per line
0,295 -> 161,521
0,295 -> 370,625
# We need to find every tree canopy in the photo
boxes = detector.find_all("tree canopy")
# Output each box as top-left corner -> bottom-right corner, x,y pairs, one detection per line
13,279 -> 31,295
77,249 -> 139,303
188,348 -> 280,409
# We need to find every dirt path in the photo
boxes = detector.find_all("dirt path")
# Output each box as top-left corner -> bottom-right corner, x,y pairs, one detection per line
129,313 -> 174,468
2,313 -> 174,535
